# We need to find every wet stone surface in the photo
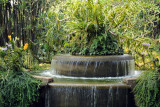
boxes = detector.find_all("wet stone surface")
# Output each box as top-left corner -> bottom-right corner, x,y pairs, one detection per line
33,75 -> 54,86
51,55 -> 135,77
123,77 -> 137,89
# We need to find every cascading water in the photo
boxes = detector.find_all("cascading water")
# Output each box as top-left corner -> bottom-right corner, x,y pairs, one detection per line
43,84 -> 135,107
34,54 -> 139,107
51,54 -> 135,77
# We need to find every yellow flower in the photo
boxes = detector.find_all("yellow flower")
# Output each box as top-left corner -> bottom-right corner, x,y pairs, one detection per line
151,64 -> 154,66
126,48 -> 129,53
24,43 -> 28,50
8,35 -> 12,41
152,67 -> 154,69
155,56 -> 159,59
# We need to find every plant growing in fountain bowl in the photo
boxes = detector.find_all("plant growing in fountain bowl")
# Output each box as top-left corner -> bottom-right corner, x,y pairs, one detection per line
45,0 -> 142,78
0,36 -> 41,107
46,0 -> 126,55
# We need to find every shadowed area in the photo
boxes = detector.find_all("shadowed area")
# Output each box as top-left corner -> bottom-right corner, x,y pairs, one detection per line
43,83 -> 136,107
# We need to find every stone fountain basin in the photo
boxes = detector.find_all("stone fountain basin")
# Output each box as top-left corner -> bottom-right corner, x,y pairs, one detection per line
51,54 -> 135,77
45,83 -> 136,107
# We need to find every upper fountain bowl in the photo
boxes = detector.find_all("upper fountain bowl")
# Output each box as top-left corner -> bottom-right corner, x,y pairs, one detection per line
51,54 -> 135,77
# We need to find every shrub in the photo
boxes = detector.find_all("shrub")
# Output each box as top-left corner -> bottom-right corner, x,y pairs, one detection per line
46,0 -> 125,55
0,72 -> 41,107
0,36 -> 41,107
133,70 -> 160,107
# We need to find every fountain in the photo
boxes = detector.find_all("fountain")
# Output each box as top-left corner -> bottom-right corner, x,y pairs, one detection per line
31,0 -> 142,106
51,54 -> 135,77
33,54 -> 138,107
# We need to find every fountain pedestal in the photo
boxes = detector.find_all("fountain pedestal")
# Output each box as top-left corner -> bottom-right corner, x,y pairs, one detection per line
51,54 -> 135,77
33,54 -> 137,107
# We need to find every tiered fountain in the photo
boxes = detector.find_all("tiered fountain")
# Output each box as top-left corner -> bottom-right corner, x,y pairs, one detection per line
32,0 -> 141,106
36,54 -> 138,107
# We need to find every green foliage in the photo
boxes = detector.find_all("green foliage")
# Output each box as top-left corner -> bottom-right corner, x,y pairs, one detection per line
45,2 -> 66,54
0,40 -> 27,72
0,71 -> 41,107
46,0 -> 159,56
133,71 -> 160,107
0,0 -> 51,62
69,32 -> 123,55
112,0 -> 160,69
0,37 -> 41,107
0,0 -> 8,3
24,51 -> 42,71
46,0 -> 125,55
0,57 -> 6,72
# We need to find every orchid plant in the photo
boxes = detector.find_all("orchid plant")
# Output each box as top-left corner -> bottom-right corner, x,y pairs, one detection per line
0,35 -> 29,74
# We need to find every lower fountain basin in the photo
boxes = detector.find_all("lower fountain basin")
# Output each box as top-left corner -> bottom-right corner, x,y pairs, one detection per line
44,83 -> 136,107
32,70 -> 141,107
51,54 -> 135,77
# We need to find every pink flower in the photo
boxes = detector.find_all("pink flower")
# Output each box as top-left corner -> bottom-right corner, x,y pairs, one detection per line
1,47 -> 7,51
6,43 -> 12,47
142,42 -> 150,47
141,52 -> 148,55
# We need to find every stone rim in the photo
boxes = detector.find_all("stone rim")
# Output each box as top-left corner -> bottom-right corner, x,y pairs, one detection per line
53,54 -> 134,62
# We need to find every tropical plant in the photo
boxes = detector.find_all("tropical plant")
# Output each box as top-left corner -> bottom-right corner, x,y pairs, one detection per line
133,50 -> 160,107
117,0 -> 160,69
0,36 -> 41,107
133,70 -> 160,107
46,0 -> 160,56
46,0 -> 125,55
0,71 -> 41,107
0,37 -> 28,72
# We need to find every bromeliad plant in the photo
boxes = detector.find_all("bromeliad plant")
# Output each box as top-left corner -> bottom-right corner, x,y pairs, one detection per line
0,35 -> 41,107
63,0 -> 124,55
46,0 -> 124,55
